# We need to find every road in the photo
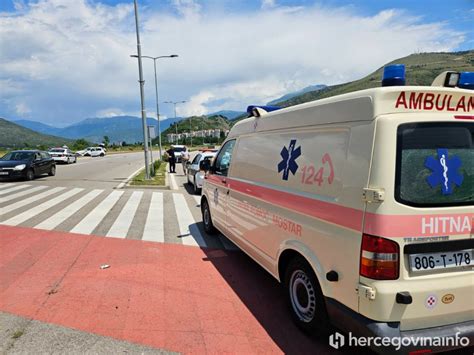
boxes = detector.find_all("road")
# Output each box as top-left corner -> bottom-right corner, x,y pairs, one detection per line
0,152 -> 350,354
0,151 -> 236,250
30,152 -> 148,189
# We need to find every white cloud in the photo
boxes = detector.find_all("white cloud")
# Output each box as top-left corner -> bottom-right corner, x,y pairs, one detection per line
261,0 -> 276,10
0,0 -> 466,125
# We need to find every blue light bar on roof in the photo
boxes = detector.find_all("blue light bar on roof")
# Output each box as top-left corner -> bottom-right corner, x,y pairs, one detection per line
382,64 -> 406,87
246,105 -> 281,115
458,72 -> 474,90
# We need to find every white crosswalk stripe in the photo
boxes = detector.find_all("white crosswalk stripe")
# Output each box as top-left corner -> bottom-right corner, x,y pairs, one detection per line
35,189 -> 103,230
172,193 -> 206,247
2,188 -> 84,226
0,183 -> 18,190
142,192 -> 164,243
70,190 -> 123,235
0,187 -> 65,216
0,184 -> 237,251
0,185 -> 48,203
106,191 -> 143,238
0,184 -> 30,196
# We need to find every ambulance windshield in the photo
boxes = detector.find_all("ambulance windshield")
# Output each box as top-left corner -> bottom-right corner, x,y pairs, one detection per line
395,122 -> 473,207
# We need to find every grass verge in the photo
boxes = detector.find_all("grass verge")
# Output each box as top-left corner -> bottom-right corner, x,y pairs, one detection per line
130,160 -> 166,186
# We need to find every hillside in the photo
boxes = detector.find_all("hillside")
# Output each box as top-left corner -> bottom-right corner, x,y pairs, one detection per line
159,115 -> 231,144
0,118 -> 74,149
276,51 -> 474,107
14,115 -> 184,144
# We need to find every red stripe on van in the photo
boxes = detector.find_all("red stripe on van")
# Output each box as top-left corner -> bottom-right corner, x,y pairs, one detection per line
206,175 -> 473,238
228,178 -> 364,231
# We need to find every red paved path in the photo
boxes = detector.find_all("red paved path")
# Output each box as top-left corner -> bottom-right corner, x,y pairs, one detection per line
0,225 -> 333,354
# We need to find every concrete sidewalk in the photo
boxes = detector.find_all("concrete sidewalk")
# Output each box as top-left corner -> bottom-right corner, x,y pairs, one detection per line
0,311 -> 175,354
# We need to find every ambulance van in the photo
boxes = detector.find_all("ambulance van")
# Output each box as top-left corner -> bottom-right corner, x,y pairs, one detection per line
200,67 -> 473,353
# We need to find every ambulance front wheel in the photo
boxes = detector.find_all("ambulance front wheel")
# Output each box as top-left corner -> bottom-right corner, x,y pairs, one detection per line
284,256 -> 330,337
201,198 -> 217,235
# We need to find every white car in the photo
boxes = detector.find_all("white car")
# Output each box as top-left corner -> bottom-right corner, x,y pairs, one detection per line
48,148 -> 77,164
171,145 -> 187,163
89,147 -> 106,157
186,151 -> 216,194
76,147 -> 93,156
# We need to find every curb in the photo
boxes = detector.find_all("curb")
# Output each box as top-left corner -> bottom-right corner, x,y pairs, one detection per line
119,163 -> 170,190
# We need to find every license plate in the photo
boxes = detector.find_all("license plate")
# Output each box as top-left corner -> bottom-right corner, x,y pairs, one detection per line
409,249 -> 473,272
0,171 -> 8,175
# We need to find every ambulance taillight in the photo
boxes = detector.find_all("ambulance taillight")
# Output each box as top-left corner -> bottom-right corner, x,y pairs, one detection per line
360,234 -> 399,280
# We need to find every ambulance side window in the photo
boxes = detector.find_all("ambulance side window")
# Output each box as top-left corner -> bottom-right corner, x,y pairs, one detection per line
214,140 -> 236,176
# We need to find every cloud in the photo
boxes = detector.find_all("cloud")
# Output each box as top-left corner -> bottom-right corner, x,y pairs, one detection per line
0,0 -> 466,125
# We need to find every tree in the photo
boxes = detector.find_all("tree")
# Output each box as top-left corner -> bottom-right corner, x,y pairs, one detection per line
73,139 -> 89,150
103,136 -> 110,147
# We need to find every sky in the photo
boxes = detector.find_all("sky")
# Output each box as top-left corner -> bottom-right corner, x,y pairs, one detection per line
0,0 -> 473,127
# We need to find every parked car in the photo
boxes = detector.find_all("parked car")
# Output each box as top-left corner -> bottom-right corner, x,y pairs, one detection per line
0,150 -> 56,180
186,151 -> 217,194
75,147 -> 93,156
48,147 -> 77,164
172,145 -> 187,162
89,147 -> 106,157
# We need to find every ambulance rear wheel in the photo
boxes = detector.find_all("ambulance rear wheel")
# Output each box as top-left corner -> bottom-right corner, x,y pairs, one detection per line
201,198 -> 217,235
284,256 -> 330,337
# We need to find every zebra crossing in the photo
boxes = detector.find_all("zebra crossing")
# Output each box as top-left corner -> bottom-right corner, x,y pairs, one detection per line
0,183 -> 238,251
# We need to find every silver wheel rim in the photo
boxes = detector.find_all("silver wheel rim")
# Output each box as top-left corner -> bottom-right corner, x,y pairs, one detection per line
289,270 -> 316,323
52,166 -> 55,174
204,205 -> 210,227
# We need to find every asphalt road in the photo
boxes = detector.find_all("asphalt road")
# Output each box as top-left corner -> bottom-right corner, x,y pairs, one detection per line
30,151 -> 148,189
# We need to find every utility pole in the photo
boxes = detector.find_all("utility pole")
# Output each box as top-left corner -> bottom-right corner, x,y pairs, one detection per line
132,0 -> 150,179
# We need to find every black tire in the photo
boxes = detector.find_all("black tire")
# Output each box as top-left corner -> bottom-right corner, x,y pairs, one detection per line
48,165 -> 56,176
284,256 -> 330,337
25,169 -> 35,181
201,198 -> 216,235
100,153 -> 105,157
193,177 -> 201,195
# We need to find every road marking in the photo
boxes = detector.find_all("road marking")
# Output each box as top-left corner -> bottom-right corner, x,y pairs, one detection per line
0,187 -> 65,216
71,190 -> 123,235
169,172 -> 178,190
106,191 -> 143,238
172,193 -> 206,247
35,189 -> 103,230
193,195 -> 201,207
0,185 -> 48,203
0,183 -> 18,190
142,192 -> 164,243
116,166 -> 144,189
0,184 -> 30,196
2,188 -> 84,226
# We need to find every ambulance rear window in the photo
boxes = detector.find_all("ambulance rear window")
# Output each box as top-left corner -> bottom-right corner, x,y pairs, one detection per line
395,122 -> 473,207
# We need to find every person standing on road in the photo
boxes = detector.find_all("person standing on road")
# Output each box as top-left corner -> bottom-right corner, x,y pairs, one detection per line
181,148 -> 190,175
166,147 -> 176,173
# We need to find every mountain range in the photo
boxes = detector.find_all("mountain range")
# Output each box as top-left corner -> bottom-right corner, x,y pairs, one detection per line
0,118 -> 74,149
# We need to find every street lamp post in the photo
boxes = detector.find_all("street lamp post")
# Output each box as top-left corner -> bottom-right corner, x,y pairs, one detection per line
164,100 -> 186,145
131,0 -> 150,180
131,54 -> 178,159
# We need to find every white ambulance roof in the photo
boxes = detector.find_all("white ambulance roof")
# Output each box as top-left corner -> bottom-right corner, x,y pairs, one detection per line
228,86 -> 473,138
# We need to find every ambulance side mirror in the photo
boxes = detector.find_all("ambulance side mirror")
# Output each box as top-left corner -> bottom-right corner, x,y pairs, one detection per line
200,159 -> 211,172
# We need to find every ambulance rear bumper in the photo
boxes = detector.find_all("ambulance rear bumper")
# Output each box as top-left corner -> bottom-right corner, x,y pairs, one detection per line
326,298 -> 474,354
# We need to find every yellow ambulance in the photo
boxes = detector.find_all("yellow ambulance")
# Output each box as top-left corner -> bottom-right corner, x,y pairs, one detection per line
200,66 -> 473,353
